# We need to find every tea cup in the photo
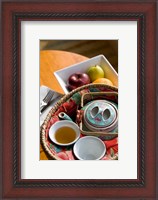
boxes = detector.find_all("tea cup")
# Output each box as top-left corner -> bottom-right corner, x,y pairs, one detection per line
73,136 -> 106,160
49,120 -> 80,146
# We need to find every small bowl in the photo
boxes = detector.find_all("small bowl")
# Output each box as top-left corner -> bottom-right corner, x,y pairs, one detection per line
73,136 -> 106,160
49,120 -> 80,146
54,54 -> 118,94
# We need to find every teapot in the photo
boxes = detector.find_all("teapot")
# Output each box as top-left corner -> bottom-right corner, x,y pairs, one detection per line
77,92 -> 118,140
83,100 -> 118,132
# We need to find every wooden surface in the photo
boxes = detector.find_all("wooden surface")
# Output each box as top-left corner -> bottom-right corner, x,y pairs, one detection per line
40,50 -> 88,94
40,40 -> 118,72
40,50 -> 88,160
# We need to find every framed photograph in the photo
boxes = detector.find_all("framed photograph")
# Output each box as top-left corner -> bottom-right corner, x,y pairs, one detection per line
40,39 -> 119,162
1,0 -> 158,199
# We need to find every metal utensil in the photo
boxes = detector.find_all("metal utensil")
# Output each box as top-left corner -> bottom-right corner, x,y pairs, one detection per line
40,90 -> 54,113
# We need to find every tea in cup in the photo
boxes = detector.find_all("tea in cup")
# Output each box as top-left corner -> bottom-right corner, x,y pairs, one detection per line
49,120 -> 80,146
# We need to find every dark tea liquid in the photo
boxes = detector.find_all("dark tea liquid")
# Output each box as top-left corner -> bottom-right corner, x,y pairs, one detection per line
55,126 -> 76,144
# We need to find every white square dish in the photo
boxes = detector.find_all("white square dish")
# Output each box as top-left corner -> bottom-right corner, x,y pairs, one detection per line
54,54 -> 118,94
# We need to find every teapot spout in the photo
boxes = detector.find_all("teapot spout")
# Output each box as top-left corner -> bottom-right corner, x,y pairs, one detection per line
58,112 -> 73,121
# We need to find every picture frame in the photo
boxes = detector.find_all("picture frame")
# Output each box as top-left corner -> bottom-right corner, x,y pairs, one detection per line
1,0 -> 158,199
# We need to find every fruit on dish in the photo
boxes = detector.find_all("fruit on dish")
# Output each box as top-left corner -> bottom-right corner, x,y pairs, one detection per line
67,65 -> 113,91
67,72 -> 90,91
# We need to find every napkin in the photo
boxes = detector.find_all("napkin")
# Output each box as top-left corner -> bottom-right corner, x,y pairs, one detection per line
40,86 -> 64,126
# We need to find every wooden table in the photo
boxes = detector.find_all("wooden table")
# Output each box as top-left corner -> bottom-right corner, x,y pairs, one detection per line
40,50 -> 88,94
40,50 -> 88,159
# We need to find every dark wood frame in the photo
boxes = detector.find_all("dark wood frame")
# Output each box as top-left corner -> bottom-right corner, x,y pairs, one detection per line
1,0 -> 158,199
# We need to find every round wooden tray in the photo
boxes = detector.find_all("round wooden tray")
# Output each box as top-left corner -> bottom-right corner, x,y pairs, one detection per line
40,83 -> 118,160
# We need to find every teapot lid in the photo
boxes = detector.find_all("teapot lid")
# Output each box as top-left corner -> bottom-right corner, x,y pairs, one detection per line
84,100 -> 117,128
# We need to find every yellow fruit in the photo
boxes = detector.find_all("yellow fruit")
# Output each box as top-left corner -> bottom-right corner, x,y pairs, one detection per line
87,65 -> 104,82
93,78 -> 113,86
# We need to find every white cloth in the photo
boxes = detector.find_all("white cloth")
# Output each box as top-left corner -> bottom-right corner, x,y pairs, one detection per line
40,85 -> 63,126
